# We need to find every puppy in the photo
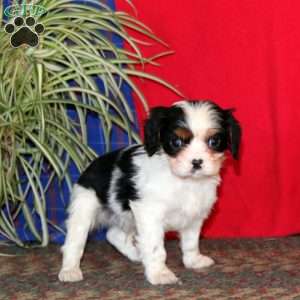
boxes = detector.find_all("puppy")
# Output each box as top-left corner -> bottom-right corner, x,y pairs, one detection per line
58,100 -> 241,285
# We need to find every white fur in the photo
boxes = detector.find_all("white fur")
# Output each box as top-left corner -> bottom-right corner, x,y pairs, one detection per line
130,153 -> 219,284
59,102 -> 226,285
59,185 -> 101,282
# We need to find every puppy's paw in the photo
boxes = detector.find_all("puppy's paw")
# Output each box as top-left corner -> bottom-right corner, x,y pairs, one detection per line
58,267 -> 83,282
125,234 -> 141,262
127,247 -> 141,263
146,266 -> 180,285
184,254 -> 215,270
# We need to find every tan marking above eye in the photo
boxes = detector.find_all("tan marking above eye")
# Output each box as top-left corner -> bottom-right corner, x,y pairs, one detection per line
174,128 -> 193,140
205,128 -> 222,141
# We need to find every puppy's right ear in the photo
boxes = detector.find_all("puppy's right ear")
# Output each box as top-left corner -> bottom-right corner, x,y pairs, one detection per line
144,107 -> 168,156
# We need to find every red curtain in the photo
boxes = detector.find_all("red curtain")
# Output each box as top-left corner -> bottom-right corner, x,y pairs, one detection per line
116,0 -> 300,238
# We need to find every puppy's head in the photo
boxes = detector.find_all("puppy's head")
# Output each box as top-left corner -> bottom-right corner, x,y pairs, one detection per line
144,100 -> 241,178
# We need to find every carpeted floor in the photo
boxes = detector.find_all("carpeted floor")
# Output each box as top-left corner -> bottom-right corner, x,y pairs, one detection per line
0,236 -> 300,299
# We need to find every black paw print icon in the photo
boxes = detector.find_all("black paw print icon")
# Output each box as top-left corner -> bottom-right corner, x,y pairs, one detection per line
4,16 -> 44,48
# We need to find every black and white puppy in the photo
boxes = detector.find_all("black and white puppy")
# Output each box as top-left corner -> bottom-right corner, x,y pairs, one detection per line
58,100 -> 241,285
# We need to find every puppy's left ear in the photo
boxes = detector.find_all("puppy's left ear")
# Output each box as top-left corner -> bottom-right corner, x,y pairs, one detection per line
224,109 -> 241,159
143,107 -> 168,156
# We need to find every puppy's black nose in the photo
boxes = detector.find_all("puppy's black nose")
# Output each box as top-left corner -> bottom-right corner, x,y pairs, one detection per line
192,159 -> 203,170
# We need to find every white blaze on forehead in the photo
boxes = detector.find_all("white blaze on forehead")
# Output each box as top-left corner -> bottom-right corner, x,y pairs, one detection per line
174,101 -> 221,133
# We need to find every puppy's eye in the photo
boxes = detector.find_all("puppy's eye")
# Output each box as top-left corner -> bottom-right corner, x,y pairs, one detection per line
207,134 -> 222,150
170,137 -> 184,149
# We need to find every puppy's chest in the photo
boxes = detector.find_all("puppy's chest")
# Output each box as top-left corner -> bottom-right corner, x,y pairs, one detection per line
163,183 -> 217,230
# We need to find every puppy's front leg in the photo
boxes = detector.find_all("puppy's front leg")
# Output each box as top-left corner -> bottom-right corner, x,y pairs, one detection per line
180,219 -> 214,270
131,202 -> 179,285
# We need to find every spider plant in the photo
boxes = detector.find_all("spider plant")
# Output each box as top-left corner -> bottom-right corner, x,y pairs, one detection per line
0,0 -> 181,247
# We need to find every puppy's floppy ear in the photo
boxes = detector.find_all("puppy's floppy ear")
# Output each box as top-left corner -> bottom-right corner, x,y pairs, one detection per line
224,109 -> 241,160
144,106 -> 168,156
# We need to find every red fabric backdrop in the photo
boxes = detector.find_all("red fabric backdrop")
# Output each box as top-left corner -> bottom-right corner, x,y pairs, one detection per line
116,0 -> 300,238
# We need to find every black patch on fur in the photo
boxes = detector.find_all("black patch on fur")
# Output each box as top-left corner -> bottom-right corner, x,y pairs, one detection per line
77,145 -> 141,210
223,109 -> 241,159
115,145 -> 140,210
144,107 -> 169,156
77,149 -> 122,206
144,106 -> 187,157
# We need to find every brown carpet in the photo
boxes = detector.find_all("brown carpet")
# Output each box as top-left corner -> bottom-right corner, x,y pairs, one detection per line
0,236 -> 300,299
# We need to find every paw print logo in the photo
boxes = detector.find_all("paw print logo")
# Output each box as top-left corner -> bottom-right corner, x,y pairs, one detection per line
4,16 -> 44,48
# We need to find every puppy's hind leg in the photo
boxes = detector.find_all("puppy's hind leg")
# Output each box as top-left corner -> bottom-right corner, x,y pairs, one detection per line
107,226 -> 141,262
58,185 -> 100,282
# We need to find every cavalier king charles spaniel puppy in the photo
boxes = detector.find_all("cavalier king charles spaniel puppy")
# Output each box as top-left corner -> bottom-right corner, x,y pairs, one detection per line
58,100 -> 241,285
